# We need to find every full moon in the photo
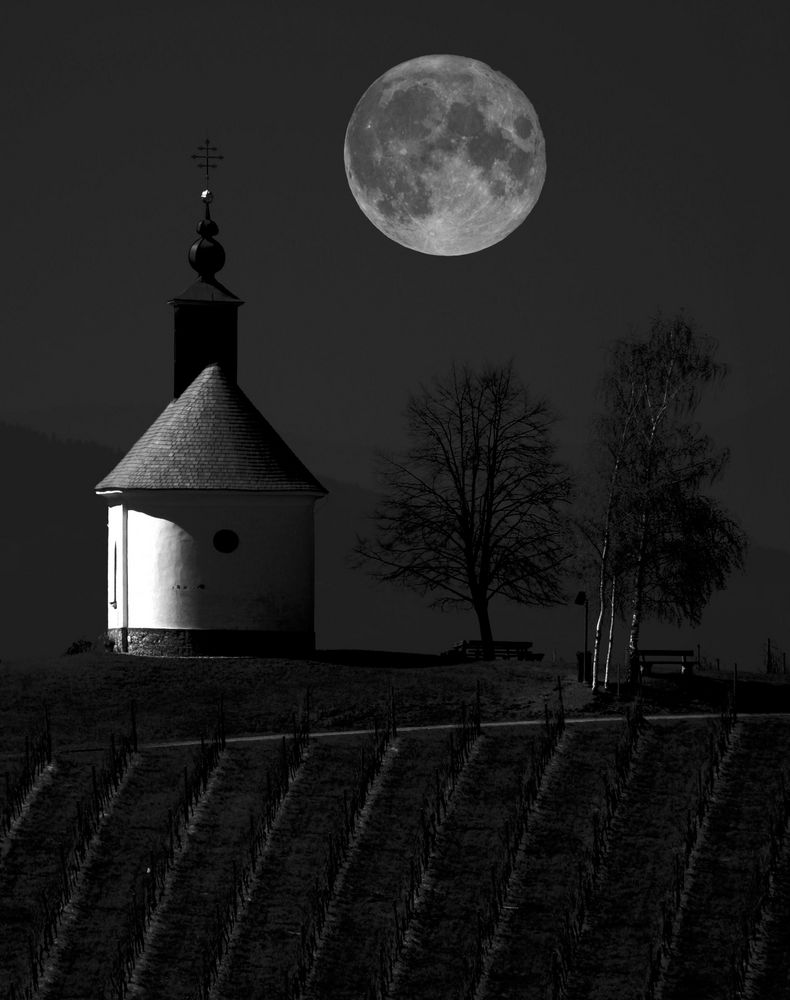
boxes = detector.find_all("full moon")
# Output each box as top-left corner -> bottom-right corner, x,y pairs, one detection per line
344,54 -> 546,256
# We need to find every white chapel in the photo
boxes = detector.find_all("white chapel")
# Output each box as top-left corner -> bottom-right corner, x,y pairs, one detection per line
95,166 -> 327,656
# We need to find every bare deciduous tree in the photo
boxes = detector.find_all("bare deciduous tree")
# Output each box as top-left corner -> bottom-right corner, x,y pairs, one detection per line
355,362 -> 572,658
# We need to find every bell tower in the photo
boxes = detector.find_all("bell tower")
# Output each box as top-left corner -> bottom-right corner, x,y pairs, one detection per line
171,140 -> 242,397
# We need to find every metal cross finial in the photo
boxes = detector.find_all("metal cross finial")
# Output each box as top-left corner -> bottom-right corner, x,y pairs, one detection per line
191,138 -> 223,186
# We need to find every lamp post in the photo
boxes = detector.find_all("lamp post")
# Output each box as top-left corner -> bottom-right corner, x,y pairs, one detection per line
575,591 -> 589,684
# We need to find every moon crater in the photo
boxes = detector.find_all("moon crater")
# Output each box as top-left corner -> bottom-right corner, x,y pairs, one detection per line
344,54 -> 546,255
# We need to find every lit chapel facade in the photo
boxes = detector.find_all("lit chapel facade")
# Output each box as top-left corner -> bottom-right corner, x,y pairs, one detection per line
95,184 -> 327,656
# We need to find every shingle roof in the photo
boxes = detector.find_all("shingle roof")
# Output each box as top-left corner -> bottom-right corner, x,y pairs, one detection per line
95,364 -> 327,493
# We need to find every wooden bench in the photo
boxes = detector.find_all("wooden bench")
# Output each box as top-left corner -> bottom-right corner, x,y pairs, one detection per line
454,640 -> 544,662
637,648 -> 697,678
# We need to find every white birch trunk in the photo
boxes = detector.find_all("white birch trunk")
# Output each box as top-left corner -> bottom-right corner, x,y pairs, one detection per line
604,575 -> 616,688
591,532 -> 608,691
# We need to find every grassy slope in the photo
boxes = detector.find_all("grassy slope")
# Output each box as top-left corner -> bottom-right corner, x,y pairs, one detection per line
662,718 -> 790,1000
4,654 -> 790,999
42,746 -> 193,1000
485,721 -> 624,999
391,729 -> 541,1000
564,718 -> 718,1000
129,741 -> 285,999
0,751 -> 104,995
749,814 -> 790,993
305,729 -> 459,1000
215,737 -> 372,1000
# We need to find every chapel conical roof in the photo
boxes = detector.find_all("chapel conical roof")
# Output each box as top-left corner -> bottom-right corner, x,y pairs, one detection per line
95,364 -> 326,493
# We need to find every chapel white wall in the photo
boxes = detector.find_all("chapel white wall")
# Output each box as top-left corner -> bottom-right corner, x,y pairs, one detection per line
111,493 -> 316,632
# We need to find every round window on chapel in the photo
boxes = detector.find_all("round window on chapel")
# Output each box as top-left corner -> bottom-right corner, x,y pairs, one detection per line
213,529 -> 239,553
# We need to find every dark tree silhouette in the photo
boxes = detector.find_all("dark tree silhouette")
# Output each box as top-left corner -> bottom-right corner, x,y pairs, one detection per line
582,312 -> 746,687
355,362 -> 572,658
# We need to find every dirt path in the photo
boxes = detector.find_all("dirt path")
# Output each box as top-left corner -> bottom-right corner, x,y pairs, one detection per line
134,712 -> 734,751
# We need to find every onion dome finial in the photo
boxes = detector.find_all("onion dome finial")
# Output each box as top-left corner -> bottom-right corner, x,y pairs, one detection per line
188,140 -> 225,279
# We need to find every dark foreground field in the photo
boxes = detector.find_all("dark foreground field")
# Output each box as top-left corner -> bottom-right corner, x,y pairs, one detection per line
2,652 -> 789,999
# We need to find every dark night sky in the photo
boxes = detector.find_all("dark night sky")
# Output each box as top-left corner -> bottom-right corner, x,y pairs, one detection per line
2,1 -> 788,659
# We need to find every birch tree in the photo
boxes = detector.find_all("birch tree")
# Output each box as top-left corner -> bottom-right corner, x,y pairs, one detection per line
575,408 -> 637,691
585,312 -> 746,686
354,362 -> 572,658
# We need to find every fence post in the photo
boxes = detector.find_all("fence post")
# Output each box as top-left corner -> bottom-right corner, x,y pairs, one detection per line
733,663 -> 738,722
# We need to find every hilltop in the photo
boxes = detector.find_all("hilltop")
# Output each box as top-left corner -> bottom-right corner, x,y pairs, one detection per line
0,648 -> 768,759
